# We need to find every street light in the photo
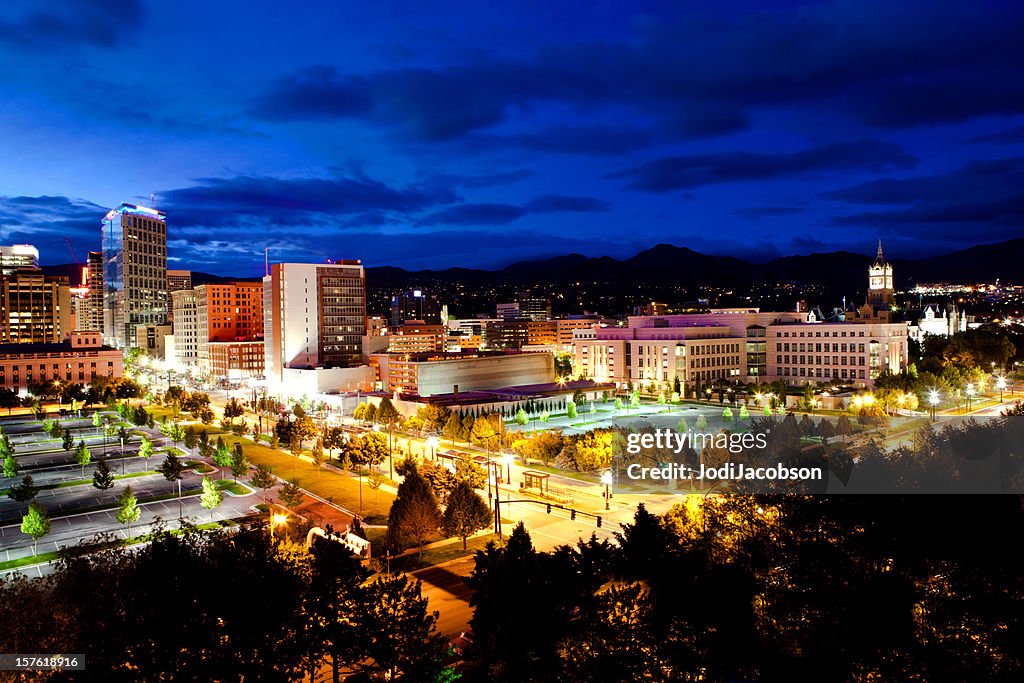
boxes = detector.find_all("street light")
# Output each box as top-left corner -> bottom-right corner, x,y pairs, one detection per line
928,389 -> 940,422
502,452 -> 513,485
601,470 -> 613,510
996,375 -> 1007,403
426,435 -> 439,461
270,512 -> 288,543
966,383 -> 976,412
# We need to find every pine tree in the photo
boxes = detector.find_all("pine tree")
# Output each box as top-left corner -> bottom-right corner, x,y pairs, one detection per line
8,474 -> 38,504
250,464 -> 275,504
279,480 -> 304,509
93,458 -> 115,490
230,443 -> 249,483
385,463 -> 441,556
443,481 -> 492,549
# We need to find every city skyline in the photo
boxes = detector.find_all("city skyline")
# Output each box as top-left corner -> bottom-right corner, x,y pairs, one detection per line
1,1 -> 1023,275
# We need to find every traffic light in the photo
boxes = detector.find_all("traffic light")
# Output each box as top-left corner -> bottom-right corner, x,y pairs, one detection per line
596,516 -> 602,528
570,509 -> 576,520
546,504 -> 552,514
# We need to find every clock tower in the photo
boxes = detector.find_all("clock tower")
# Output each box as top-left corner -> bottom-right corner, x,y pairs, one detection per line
867,240 -> 894,308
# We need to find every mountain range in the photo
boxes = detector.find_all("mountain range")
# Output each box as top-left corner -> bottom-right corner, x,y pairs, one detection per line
40,238 -> 1024,291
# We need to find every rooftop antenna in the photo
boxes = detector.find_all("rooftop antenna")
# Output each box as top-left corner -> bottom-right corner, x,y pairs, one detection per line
150,192 -> 156,208
265,247 -> 269,277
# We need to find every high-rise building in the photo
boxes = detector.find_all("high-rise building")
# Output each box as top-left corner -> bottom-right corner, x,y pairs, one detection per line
102,203 -> 168,348
517,291 -> 552,321
0,244 -> 39,275
390,289 -> 442,326
263,261 -> 366,386
195,282 -> 264,373
0,271 -> 71,344
170,289 -> 198,369
85,252 -> 104,332
166,269 -> 192,323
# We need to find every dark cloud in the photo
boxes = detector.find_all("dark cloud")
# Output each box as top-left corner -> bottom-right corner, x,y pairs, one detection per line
968,126 -> 1024,145
609,140 -> 916,192
248,1 -> 1024,145
159,171 -> 460,229
827,158 -> 1024,240
735,206 -> 806,220
0,194 -> 106,261
419,203 -> 527,226
0,0 -> 144,48
465,125 -> 659,155
525,195 -> 610,213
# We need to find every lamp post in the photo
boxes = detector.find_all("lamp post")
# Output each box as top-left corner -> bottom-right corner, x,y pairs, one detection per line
502,452 -> 513,485
928,389 -> 939,422
601,470 -> 612,510
120,435 -> 125,476
270,512 -> 288,544
966,383 -> 976,412
427,435 -> 439,461
996,375 -> 1007,403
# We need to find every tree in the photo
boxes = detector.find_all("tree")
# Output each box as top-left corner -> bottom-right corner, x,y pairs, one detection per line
3,452 -> 18,479
676,418 -> 689,433
230,444 -> 249,483
93,458 -> 115,490
116,485 -> 142,538
739,404 -> 750,420
138,436 -> 154,462
92,411 -> 103,428
213,438 -> 232,479
455,455 -> 487,489
376,397 -> 401,429
279,480 -> 304,509
443,481 -> 493,549
155,442 -> 180,475
168,423 -> 186,451
8,474 -> 39,505
763,404 -> 773,416
566,400 -> 578,419
183,426 -> 199,457
695,414 -> 708,432
836,414 -> 856,442
62,428 -> 75,452
385,463 -> 442,555
357,573 -> 449,681
443,412 -> 463,443
292,415 -> 318,450
75,440 -> 92,476
250,464 -> 275,504
0,387 -> 20,415
722,407 -> 734,422
630,391 -> 641,408
818,418 -> 836,443
311,438 -> 325,472
199,477 -> 222,521
516,408 -> 528,427
21,502 -> 50,553
614,397 -> 624,411
223,397 -> 244,422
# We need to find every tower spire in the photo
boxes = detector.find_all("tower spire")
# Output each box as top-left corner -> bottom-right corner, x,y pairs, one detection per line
874,239 -> 885,266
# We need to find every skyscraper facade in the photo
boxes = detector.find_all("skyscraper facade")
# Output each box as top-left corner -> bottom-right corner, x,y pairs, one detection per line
166,269 -> 192,324
263,261 -> 366,386
102,203 -> 168,348
390,288 -> 442,326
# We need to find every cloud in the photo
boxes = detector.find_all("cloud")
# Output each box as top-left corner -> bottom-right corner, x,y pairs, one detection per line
826,158 -> 1024,239
525,195 -> 610,213
0,0 -> 144,48
0,194 -> 107,261
608,140 -> 916,192
968,126 -> 1024,145
419,194 -> 609,226
735,206 -> 806,220
248,1 -> 1024,145
159,171 -> 461,230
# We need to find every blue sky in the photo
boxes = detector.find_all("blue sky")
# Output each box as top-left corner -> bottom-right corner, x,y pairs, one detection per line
1,0 -> 1023,276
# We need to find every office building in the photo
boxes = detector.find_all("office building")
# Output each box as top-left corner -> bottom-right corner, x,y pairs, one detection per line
101,203 -> 168,348
263,261 -> 366,389
0,245 -> 39,275
387,321 -> 445,353
208,340 -> 265,380
371,350 -> 554,396
170,289 -> 199,369
0,331 -> 123,392
134,323 -> 173,359
195,282 -> 264,373
166,269 -> 192,323
0,271 -> 71,344
390,289 -> 441,326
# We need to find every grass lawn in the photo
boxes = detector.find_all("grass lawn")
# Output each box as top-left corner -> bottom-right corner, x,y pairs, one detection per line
190,425 -> 395,520
392,533 -> 503,572
215,479 -> 253,495
0,550 -> 61,571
